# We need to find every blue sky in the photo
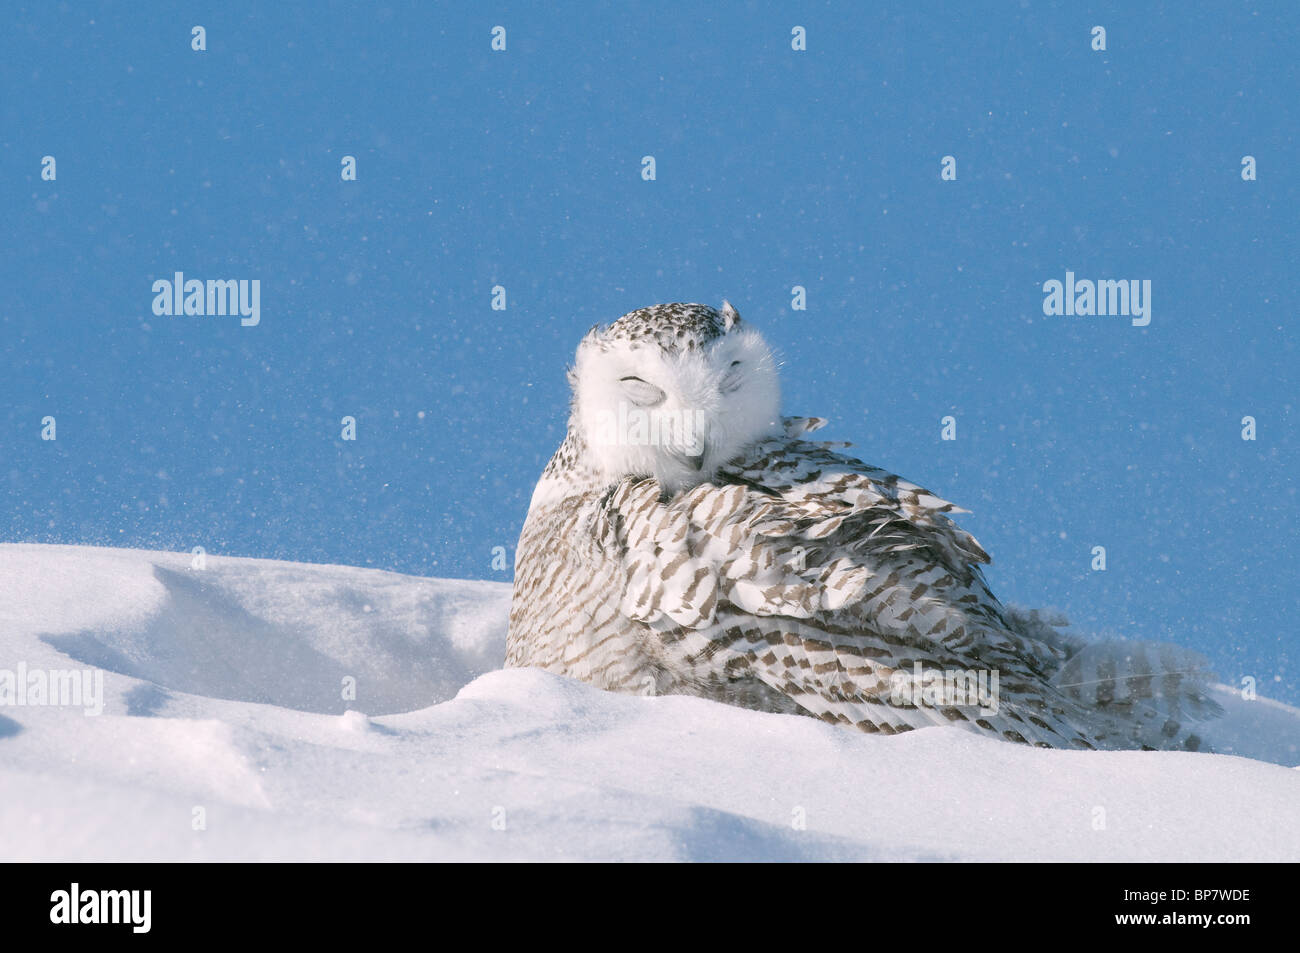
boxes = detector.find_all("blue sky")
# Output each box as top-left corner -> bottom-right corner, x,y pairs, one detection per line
2,2 -> 1295,701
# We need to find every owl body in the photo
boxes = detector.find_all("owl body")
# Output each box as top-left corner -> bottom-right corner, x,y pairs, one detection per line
507,303 -> 1221,750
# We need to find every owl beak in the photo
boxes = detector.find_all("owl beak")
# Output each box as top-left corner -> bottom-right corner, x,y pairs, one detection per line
673,441 -> 708,471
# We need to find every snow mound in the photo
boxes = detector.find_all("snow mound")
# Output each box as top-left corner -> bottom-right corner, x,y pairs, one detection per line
0,544 -> 505,715
1,544 -> 1296,862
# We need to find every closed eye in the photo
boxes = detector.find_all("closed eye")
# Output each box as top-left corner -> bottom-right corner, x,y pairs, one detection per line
619,375 -> 666,407
720,361 -> 744,394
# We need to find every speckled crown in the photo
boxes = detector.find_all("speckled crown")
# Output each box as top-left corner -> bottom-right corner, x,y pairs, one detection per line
600,302 -> 741,352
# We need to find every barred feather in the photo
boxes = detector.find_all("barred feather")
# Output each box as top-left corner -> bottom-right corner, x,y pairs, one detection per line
506,305 -> 1222,751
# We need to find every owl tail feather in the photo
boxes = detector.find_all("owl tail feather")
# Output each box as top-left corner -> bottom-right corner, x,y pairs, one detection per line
1005,606 -> 1224,752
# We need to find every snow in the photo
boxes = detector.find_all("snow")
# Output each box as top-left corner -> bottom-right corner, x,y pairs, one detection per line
1,543 -> 1296,862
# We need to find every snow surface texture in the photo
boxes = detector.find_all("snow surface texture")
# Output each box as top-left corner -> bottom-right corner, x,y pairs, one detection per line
1,544 -> 1296,862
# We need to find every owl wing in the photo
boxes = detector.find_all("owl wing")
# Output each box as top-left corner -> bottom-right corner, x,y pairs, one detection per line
595,417 -> 1106,748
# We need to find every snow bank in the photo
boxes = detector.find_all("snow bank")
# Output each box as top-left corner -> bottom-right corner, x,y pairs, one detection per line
1,544 -> 1296,861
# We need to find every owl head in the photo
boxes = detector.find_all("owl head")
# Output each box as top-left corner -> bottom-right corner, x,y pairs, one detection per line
568,302 -> 781,492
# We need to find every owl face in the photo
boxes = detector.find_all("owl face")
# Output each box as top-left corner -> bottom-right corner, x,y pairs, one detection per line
570,303 -> 781,492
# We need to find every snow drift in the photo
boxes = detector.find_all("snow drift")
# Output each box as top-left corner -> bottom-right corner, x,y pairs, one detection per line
0,543 -> 1296,862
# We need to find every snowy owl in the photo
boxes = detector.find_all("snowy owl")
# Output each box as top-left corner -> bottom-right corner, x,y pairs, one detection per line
507,302 -> 1222,750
